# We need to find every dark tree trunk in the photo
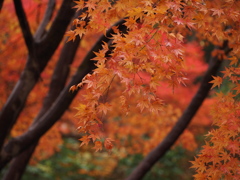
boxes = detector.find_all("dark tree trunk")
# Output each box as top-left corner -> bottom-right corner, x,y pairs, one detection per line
0,0 -> 75,151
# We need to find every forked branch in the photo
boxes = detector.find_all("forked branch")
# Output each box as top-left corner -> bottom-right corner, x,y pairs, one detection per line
0,19 -> 126,170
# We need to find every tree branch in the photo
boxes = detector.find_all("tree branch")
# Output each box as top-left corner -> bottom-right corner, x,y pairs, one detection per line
2,36 -> 81,180
0,0 -> 76,152
0,46 -> 95,171
125,41 -> 232,180
36,0 -> 75,52
34,0 -> 56,41
13,0 -> 34,55
0,19 -> 126,170
0,0 -> 4,12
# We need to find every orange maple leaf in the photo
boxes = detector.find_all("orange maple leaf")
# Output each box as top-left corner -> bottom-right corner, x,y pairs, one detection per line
104,138 -> 114,151
73,0 -> 85,11
228,56 -> 238,66
92,141 -> 102,152
98,103 -> 112,115
69,85 -> 77,93
79,135 -> 91,147
65,30 -> 76,42
88,133 -> 100,142
209,76 -> 222,89
74,27 -> 86,38
210,8 -> 224,17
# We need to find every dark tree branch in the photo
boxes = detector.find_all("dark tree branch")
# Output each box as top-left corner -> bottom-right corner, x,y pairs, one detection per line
37,0 -> 75,52
2,142 -> 37,180
34,0 -> 56,41
3,8 -> 84,179
0,19 -> 126,170
3,36 -> 81,180
0,0 -> 4,12
61,133 -> 82,140
0,45 -> 95,171
37,35 -> 82,120
0,0 -> 76,152
13,0 -> 34,55
0,57 -> 39,152
125,41 -> 232,180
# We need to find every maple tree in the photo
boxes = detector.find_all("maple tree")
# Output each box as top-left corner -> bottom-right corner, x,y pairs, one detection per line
0,0 -> 240,179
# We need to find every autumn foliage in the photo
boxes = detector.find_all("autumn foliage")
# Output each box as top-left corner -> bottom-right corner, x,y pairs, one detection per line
68,0 -> 240,179
0,0 -> 240,179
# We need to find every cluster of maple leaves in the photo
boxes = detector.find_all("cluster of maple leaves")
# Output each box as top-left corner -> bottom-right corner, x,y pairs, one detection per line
67,0 -> 240,179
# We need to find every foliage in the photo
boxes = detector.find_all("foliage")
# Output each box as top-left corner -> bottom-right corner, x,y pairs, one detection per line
0,0 -> 240,179
191,77 -> 240,179
68,0 -> 240,179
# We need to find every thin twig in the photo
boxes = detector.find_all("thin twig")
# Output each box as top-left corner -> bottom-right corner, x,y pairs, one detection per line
34,0 -> 56,41
13,0 -> 34,55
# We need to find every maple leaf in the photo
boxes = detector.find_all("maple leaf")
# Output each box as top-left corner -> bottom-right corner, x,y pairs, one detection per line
137,99 -> 149,112
227,140 -> 240,156
88,133 -> 100,142
85,1 -> 97,12
98,103 -> 112,115
92,50 -> 107,63
104,138 -> 114,151
92,141 -> 102,152
140,0 -> 152,7
173,17 -> 185,26
221,67 -> 233,78
128,7 -> 143,20
79,135 -> 91,147
209,76 -> 222,89
69,85 -> 77,93
124,17 -> 138,30
233,84 -> 240,95
210,8 -> 224,17
156,4 -> 168,14
190,156 -> 207,173
192,172 -> 207,179
228,56 -> 238,66
73,0 -> 85,11
74,27 -> 86,38
72,19 -> 79,26
65,30 -> 76,42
